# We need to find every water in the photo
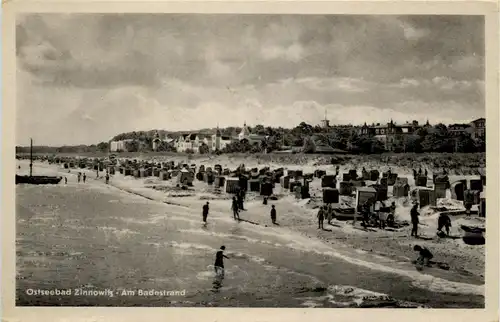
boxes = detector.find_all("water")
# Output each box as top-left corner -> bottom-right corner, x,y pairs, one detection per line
15,182 -> 484,307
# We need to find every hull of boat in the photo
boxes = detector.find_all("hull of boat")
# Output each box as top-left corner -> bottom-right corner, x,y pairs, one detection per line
16,175 -> 62,185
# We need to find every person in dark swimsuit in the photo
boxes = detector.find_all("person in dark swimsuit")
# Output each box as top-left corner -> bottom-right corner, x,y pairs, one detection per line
270,205 -> 277,224
317,206 -> 325,229
410,203 -> 420,237
437,213 -> 452,236
231,197 -> 240,220
202,202 -> 209,223
414,245 -> 433,267
214,246 -> 229,277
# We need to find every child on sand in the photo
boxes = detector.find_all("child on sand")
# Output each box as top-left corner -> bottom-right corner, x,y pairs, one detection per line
270,205 -> 277,225
413,245 -> 433,267
214,246 -> 229,277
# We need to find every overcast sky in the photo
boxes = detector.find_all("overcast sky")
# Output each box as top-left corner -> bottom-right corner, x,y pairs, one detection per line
16,14 -> 484,146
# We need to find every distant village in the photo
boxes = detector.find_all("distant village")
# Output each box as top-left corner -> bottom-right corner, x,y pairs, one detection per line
108,117 -> 485,154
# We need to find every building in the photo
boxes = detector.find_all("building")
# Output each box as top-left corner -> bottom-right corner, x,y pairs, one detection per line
152,131 -> 161,151
448,124 -> 472,137
109,139 -> 135,152
470,118 -> 485,140
358,120 -> 429,151
238,122 -> 267,145
211,126 -> 232,151
175,133 -> 212,153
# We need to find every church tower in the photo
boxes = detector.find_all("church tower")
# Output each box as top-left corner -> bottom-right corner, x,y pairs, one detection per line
239,121 -> 250,141
214,124 -> 222,151
152,131 -> 161,151
320,107 -> 330,128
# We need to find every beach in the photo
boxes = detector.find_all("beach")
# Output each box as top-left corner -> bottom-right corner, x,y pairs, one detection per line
15,158 -> 485,307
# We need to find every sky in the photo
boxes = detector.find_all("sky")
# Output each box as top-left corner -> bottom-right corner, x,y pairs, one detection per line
16,14 -> 485,146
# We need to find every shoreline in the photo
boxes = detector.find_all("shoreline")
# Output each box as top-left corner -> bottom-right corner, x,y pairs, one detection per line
16,159 -> 485,292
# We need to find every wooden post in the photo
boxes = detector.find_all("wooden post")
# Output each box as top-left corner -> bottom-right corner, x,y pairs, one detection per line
29,138 -> 33,177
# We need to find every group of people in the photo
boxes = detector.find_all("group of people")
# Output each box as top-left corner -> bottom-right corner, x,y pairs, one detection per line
74,171 -> 110,184
412,167 -> 429,179
202,195 -> 279,226
410,202 -> 453,238
77,172 -> 87,183
358,199 -> 396,229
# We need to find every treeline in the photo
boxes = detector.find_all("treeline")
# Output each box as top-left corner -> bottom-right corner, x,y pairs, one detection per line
16,142 -> 110,154
213,122 -> 485,154
18,122 -> 485,155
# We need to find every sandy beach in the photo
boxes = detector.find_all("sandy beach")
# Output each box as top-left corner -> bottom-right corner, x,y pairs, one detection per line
15,156 -> 485,307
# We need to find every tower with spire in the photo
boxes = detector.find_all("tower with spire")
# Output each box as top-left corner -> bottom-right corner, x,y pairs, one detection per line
239,121 -> 251,141
214,123 -> 222,151
152,130 -> 161,151
320,107 -> 330,129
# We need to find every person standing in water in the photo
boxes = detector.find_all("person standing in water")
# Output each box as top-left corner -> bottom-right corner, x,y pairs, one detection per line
231,197 -> 240,220
202,202 -> 209,223
83,173 -> 86,183
270,205 -> 277,225
214,246 -> 229,277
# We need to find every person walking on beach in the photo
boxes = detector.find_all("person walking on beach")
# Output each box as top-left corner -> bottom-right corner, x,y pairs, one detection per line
64,177 -> 68,184
105,173 -> 110,184
202,202 -> 210,223
238,190 -> 246,211
326,204 -> 333,225
214,246 -> 229,277
83,173 -> 86,183
270,205 -> 277,225
361,201 -> 371,228
231,197 -> 240,220
410,203 -> 420,237
378,201 -> 388,229
464,200 -> 473,217
317,206 -> 325,229
387,201 -> 396,227
77,172 -> 81,183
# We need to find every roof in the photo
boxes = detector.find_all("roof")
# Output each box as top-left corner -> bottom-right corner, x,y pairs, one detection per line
248,134 -> 267,140
356,187 -> 377,193
240,123 -> 251,136
448,124 -> 470,129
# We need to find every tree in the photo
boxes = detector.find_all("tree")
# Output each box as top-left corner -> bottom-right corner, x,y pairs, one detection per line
199,143 -> 210,154
475,136 -> 486,152
455,133 -> 476,153
419,124 -> 454,152
124,140 -> 139,152
97,142 -> 109,152
302,136 -> 316,153
403,134 -> 423,153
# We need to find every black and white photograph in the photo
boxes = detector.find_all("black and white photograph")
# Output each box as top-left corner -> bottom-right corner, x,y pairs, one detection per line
8,8 -> 496,313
